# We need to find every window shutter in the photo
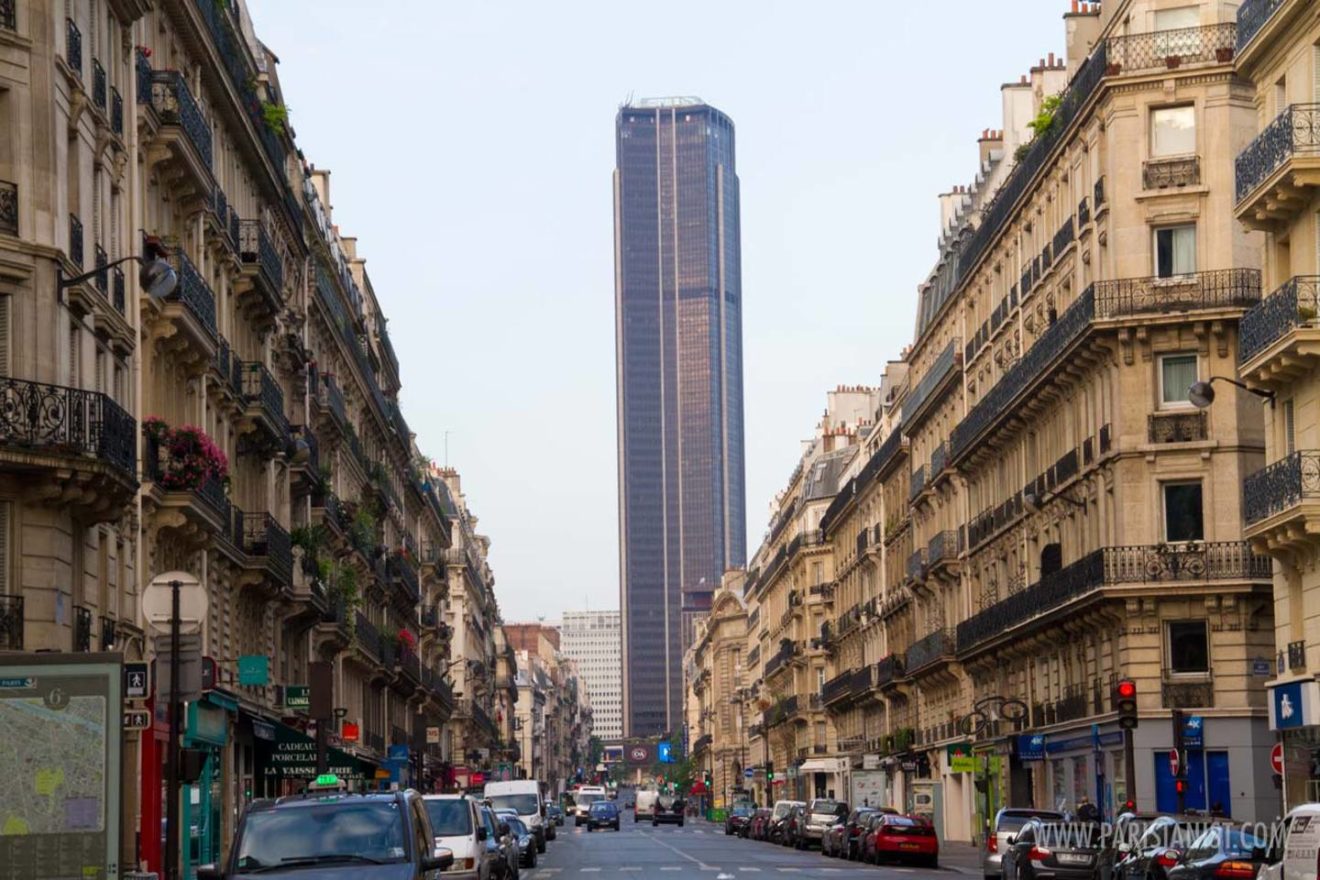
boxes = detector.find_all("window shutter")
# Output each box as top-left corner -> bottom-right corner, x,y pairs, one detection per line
0,297 -> 9,375
1285,400 -> 1296,455
68,324 -> 79,386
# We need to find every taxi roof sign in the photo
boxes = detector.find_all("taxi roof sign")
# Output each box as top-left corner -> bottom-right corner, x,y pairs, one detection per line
310,773 -> 343,790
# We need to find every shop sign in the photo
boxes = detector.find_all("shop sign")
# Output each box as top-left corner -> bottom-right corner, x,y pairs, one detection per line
251,719 -> 275,741
1270,679 -> 1320,730
946,742 -> 976,773
1016,734 -> 1046,761
1182,715 -> 1203,748
237,655 -> 269,686
862,754 -> 880,770
256,722 -> 368,780
900,759 -> 918,772
186,701 -> 228,746
284,685 -> 310,710
342,722 -> 360,743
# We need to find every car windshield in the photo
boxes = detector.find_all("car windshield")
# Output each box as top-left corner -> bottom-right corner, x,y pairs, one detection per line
425,800 -> 472,837
505,816 -> 528,836
591,802 -> 614,813
811,799 -> 842,814
235,802 -> 408,870
574,793 -> 604,807
998,812 -> 1062,833
488,794 -> 539,815
732,805 -> 754,816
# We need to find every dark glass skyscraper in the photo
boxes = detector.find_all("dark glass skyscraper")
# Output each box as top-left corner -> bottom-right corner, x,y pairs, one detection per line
614,98 -> 747,738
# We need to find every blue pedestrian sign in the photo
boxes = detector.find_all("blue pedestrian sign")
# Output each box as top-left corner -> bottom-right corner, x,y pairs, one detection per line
657,741 -> 674,764
744,768 -> 754,779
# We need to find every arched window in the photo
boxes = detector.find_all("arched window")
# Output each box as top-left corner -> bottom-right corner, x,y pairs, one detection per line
1040,543 -> 1063,577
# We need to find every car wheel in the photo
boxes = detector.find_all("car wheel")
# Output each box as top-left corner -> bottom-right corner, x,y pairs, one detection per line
653,820 -> 659,827
614,821 -> 620,831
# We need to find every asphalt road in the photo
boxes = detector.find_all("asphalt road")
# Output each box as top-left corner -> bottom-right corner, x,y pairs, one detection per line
525,819 -> 969,880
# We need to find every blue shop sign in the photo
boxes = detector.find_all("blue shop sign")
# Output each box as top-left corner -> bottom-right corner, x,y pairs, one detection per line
186,701 -> 228,747
1183,715 -> 1203,747
1017,734 -> 1045,761
1270,679 -> 1319,730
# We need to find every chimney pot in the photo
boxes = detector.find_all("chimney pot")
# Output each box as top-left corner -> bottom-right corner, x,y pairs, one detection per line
1071,0 -> 1078,11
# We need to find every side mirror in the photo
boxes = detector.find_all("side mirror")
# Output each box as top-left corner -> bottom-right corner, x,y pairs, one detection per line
477,827 -> 488,841
1006,836 -> 1017,846
196,867 -> 223,880
422,849 -> 454,872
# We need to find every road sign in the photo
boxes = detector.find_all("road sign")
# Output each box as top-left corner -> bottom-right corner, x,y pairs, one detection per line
1169,749 -> 1180,777
426,726 -> 441,745
124,709 -> 151,730
285,685 -> 310,709
1271,742 -> 1284,775
152,633 -> 203,704
141,570 -> 207,634
124,662 -> 149,699
743,768 -> 754,779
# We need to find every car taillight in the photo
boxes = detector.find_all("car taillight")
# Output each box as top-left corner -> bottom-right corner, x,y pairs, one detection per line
1214,862 -> 1257,879
1156,852 -> 1182,869
988,836 -> 998,854
1028,846 -> 1052,862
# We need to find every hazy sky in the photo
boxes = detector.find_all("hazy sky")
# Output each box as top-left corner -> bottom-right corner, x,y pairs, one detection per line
249,1 -> 1064,621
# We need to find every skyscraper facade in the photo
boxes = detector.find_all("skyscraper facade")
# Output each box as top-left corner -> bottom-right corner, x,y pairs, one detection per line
613,98 -> 747,737
559,610 -> 623,741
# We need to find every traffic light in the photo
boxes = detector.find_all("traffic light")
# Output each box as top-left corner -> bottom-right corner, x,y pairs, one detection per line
1122,799 -> 1136,812
766,761 -> 775,783
1174,779 -> 1188,796
1115,678 -> 1138,730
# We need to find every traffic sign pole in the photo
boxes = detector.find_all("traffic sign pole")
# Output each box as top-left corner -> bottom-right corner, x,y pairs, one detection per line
166,577 -> 181,880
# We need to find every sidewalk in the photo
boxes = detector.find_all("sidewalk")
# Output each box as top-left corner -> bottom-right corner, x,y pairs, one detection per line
938,841 -> 986,875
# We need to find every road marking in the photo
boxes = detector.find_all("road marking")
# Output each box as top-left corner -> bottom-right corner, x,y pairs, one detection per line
737,869 -> 761,873
581,869 -> 601,873
660,868 -> 682,872
777,870 -> 801,874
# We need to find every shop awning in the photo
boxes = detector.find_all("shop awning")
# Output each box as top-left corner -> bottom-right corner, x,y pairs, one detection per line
798,758 -> 841,773
253,718 -> 376,782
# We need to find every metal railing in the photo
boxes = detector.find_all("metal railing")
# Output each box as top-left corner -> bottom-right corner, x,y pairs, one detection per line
904,339 -> 960,426
1077,195 -> 1090,227
1241,276 -> 1320,362
874,654 -> 904,688
135,47 -> 152,103
909,464 -> 928,501
1094,269 -> 1261,319
151,71 -> 213,168
1143,156 -> 1201,188
0,180 -> 14,236
1236,104 -> 1320,204
1237,0 -> 1286,52
906,548 -> 926,582
242,512 -> 292,585
242,361 -> 289,436
1162,680 -> 1214,708
144,434 -> 229,517
905,629 -> 955,674
111,87 -> 123,136
389,553 -> 420,604
92,58 -> 106,111
355,611 -> 382,660
74,605 -> 92,651
0,376 -> 136,476
65,18 -> 81,76
0,595 -> 22,650
1245,450 -> 1320,524
167,249 -> 218,339
1052,217 -> 1075,257
238,220 -> 284,296
212,338 -> 243,397
1148,411 -> 1207,443
1107,22 -> 1237,72
927,530 -> 958,566
69,214 -> 83,268
320,374 -> 348,428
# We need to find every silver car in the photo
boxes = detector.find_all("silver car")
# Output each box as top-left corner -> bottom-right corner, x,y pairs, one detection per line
984,808 -> 1065,880
801,799 -> 849,848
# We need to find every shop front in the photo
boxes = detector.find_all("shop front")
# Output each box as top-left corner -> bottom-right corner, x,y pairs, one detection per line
252,719 -> 377,793
181,698 -> 229,880
1269,677 -> 1319,811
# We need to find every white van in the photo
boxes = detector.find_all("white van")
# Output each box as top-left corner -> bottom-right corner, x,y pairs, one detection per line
634,788 -> 660,823
422,794 -> 492,880
570,785 -> 609,826
1259,803 -> 1320,880
483,780 -> 548,853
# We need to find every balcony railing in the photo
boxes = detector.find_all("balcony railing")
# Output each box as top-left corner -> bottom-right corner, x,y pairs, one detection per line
1148,410 -> 1208,443
238,220 -> 284,297
242,361 -> 290,437
69,214 -> 83,268
1237,0 -> 1287,52
0,180 -> 14,236
1107,22 -> 1237,72
111,87 -> 123,136
1052,217 -> 1075,257
1143,156 -> 1201,189
930,442 -> 948,479
145,434 -> 229,517
1236,104 -> 1320,204
1244,450 -> 1320,525
1240,276 -> 1320,363
356,612 -> 382,661
151,71 -> 214,169
242,512 -> 292,585
1162,679 -> 1214,708
1094,269 -> 1261,319
320,374 -> 349,429
92,58 -> 107,112
65,18 -> 81,76
0,595 -> 22,650
959,543 -> 1269,652
167,249 -> 219,340
1077,195 -> 1091,227
388,554 -> 420,604
0,376 -> 136,476
135,47 -> 152,103
904,339 -> 960,427
909,464 -> 928,501
822,670 -> 856,706
906,548 -> 926,582
927,530 -> 959,566
874,654 -> 904,687
74,605 -> 92,652
906,629 -> 955,674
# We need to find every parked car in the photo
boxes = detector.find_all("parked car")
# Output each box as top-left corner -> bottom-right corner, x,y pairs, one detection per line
837,808 -> 878,860
1166,825 -> 1269,880
767,800 -> 802,844
748,807 -> 773,840
501,815 -> 538,869
652,795 -> 686,826
1257,803 -> 1320,880
481,805 -> 519,880
781,803 -> 807,847
199,777 -> 453,880
1122,816 -> 1217,880
864,814 -> 940,867
1002,819 -> 1102,880
587,800 -> 621,831
545,804 -> 564,827
725,803 -> 755,836
1102,812 -> 1166,880
799,798 -> 849,849
424,793 -> 494,880
821,815 -> 849,858
858,812 -> 892,862
985,808 -> 1066,880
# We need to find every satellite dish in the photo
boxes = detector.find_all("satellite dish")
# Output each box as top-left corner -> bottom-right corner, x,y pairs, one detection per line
139,258 -> 179,299
1187,380 -> 1215,409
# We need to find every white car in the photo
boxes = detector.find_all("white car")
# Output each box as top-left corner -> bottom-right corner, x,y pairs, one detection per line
424,793 -> 493,880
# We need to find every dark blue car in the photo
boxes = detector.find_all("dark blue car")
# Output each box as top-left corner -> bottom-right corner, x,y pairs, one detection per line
587,800 -> 621,831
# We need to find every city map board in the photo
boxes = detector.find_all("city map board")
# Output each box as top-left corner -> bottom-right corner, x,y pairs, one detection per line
0,653 -> 122,880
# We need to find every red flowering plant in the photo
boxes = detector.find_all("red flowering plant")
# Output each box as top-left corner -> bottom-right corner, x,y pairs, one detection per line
144,417 -> 229,492
397,628 -> 417,650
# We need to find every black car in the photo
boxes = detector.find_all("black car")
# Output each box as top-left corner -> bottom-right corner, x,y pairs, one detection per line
1002,819 -> 1102,880
587,800 -> 621,831
546,804 -> 564,826
502,815 -> 538,869
725,803 -> 755,836
480,805 -> 518,880
1122,816 -> 1218,880
839,808 -> 878,860
652,795 -> 686,827
1166,826 -> 1269,880
199,779 -> 453,879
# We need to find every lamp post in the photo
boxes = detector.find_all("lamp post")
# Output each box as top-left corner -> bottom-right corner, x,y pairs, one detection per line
57,252 -> 179,300
1187,376 -> 1276,409
958,695 -> 1028,847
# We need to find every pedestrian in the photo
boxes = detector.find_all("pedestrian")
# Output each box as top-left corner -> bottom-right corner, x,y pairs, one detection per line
864,797 -> 870,807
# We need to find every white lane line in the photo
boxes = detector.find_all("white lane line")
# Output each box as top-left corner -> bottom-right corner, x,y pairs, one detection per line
660,867 -> 682,872
776,870 -> 801,874
737,869 -> 762,873
580,869 -> 601,873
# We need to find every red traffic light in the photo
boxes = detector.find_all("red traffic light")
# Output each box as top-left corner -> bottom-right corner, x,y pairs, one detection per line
1116,679 -> 1137,699
1175,779 -> 1187,794
1123,800 -> 1136,811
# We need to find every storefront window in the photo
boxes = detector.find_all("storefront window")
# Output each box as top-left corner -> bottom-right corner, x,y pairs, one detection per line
1072,756 -> 1088,809
1051,761 -> 1067,810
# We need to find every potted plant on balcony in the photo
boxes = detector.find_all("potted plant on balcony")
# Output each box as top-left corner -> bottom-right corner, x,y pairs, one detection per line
1215,46 -> 1234,63
144,417 -> 228,492
1165,54 -> 1182,69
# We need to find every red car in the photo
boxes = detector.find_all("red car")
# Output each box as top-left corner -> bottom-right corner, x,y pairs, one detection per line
748,808 -> 773,840
864,814 -> 939,866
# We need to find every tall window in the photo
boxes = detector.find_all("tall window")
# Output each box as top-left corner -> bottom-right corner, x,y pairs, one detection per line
1285,399 -> 1296,455
1155,225 -> 1197,277
1163,481 -> 1204,542
1152,106 -> 1196,157
1168,621 -> 1210,673
1154,7 -> 1200,30
1159,354 -> 1198,407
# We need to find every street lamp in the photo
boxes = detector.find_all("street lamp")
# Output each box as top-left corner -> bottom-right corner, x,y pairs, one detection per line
57,253 -> 179,301
958,696 -> 1028,847
1188,376 -> 1275,409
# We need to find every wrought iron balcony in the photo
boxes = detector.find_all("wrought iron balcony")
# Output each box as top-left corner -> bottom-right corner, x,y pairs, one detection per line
0,594 -> 21,650
92,58 -> 107,112
69,214 -> 83,268
1288,639 -> 1307,670
1144,156 -> 1201,189
904,339 -> 961,428
74,605 -> 92,651
822,669 -> 857,707
1240,276 -> 1320,365
144,433 -> 229,523
1236,104 -> 1320,215
319,373 -> 349,432
355,612 -> 383,662
0,180 -> 14,236
1094,176 -> 1106,208
927,530 -> 960,571
909,464 -> 928,501
1094,269 -> 1261,320
1237,0 -> 1287,52
1162,679 -> 1214,708
396,643 -> 422,684
1077,195 -> 1091,228
1245,451 -> 1320,525
905,629 -> 955,675
241,361 -> 290,443
242,512 -> 292,586
1052,217 -> 1075,258
874,654 -> 904,688
930,442 -> 948,480
238,220 -> 284,311
164,248 -> 219,342
320,585 -> 352,634
135,47 -> 152,103
0,375 -> 136,482
905,548 -> 926,583
65,18 -> 81,76
111,87 -> 123,136
150,70 -> 213,170
1107,22 -> 1237,72
1148,410 -> 1208,443
389,553 -> 420,605
210,338 -> 243,398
